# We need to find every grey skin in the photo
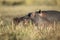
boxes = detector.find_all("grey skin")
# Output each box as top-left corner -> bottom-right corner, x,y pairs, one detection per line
33,14 -> 50,26
42,10 -> 60,22
29,10 -> 60,26
29,11 -> 50,26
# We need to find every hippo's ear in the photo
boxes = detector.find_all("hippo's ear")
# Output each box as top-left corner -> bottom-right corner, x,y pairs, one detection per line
38,10 -> 41,13
35,10 -> 41,13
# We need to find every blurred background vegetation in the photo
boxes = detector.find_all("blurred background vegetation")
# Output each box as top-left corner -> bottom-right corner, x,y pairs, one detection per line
0,0 -> 60,6
0,0 -> 60,16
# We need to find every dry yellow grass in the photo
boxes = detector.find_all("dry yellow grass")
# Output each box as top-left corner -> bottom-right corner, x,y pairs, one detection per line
0,5 -> 60,40
0,15 -> 60,40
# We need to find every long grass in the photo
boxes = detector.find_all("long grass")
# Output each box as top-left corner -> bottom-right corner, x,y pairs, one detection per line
0,16 -> 60,40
